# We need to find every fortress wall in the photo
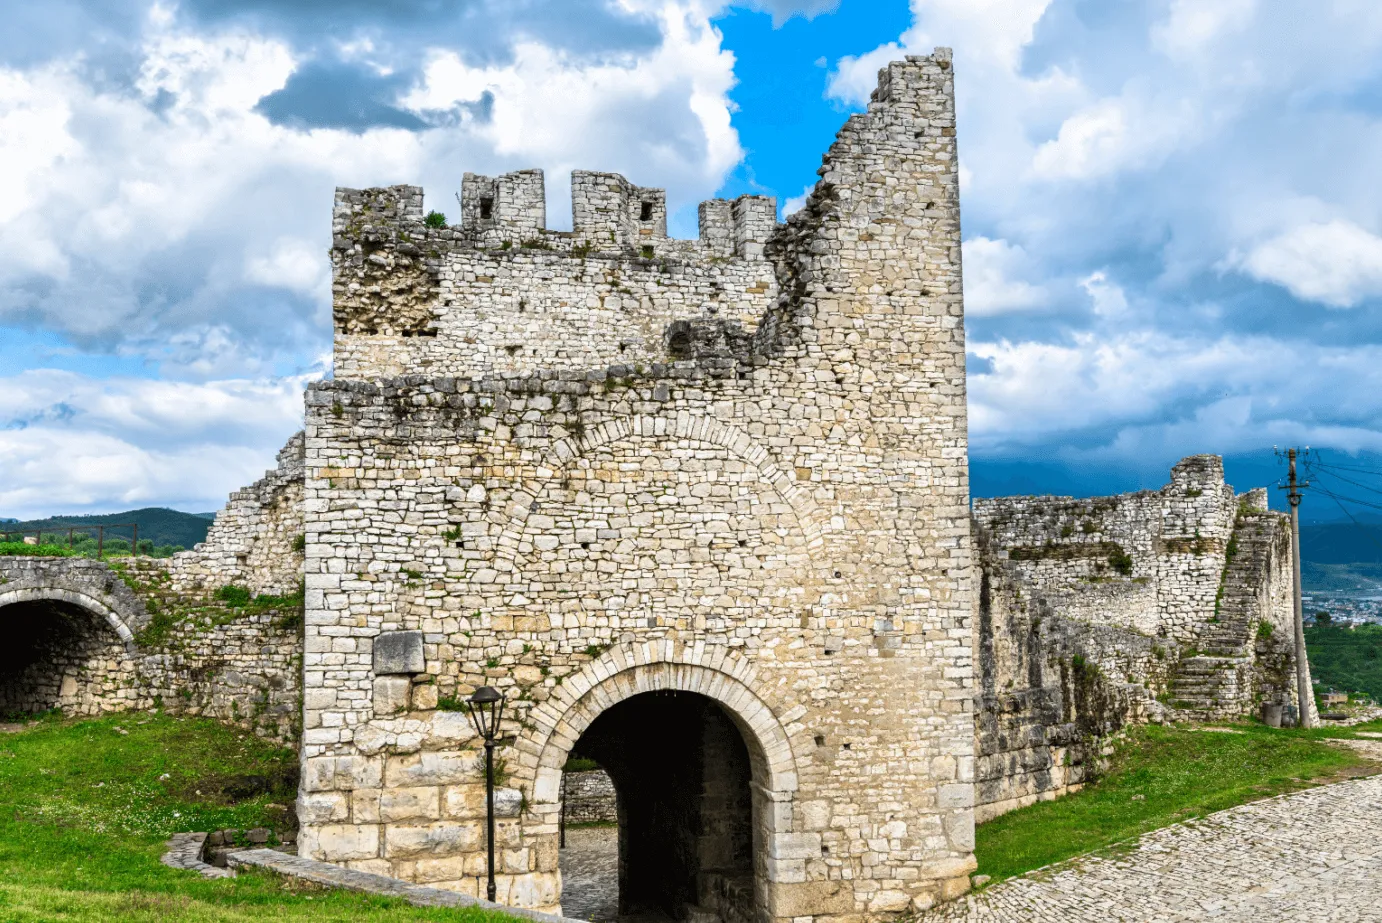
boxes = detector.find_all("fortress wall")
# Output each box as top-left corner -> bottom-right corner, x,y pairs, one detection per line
0,557 -> 301,743
330,178 -> 779,381
168,432 -> 306,597
971,462 -> 1316,820
301,51 -> 976,920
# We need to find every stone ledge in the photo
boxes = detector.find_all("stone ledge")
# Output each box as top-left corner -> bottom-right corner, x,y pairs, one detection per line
161,832 -> 235,879
227,848 -> 578,922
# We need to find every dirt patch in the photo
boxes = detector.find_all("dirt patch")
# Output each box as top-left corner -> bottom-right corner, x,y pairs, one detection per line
175,765 -> 299,809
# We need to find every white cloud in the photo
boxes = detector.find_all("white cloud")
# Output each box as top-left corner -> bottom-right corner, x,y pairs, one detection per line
0,368 -> 314,519
781,183 -> 814,217
1078,270 -> 1128,318
1231,220 -> 1382,308
969,331 -> 1382,459
244,238 -> 331,297
963,237 -> 1047,315
1028,96 -> 1199,181
737,0 -> 840,27
1152,0 -> 1258,59
0,1 -> 745,365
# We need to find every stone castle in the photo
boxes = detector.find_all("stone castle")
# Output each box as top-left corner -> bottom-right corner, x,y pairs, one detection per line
0,49 -> 1313,923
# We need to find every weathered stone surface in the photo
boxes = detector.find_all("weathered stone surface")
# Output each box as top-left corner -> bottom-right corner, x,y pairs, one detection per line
375,631 -> 425,676
300,50 -> 977,920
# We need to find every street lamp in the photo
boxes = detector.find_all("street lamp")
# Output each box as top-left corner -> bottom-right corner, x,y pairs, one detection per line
467,685 -> 506,902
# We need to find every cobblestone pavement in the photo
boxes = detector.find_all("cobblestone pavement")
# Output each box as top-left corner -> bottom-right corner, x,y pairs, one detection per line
926,775 -> 1382,922
561,825 -> 619,922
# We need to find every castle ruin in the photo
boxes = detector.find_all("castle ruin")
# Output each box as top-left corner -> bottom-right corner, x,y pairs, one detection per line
0,49 -> 1315,923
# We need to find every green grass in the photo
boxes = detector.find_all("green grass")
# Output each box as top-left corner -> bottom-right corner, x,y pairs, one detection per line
0,713 -> 517,922
0,542 -> 82,557
1306,623 -> 1382,701
975,722 -> 1379,884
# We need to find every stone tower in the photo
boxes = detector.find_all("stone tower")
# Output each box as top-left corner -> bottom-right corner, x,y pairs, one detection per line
299,49 -> 975,921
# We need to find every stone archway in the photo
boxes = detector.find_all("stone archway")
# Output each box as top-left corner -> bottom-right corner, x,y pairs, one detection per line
516,647 -> 803,923
0,589 -> 133,714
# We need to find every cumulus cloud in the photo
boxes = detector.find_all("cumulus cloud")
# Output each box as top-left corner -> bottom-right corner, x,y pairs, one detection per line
963,237 -> 1048,315
968,331 -> 1382,459
0,1 -> 743,370
0,368 -> 314,519
1231,220 -> 1382,308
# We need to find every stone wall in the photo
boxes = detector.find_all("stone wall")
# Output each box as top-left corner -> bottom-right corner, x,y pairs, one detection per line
0,556 -> 302,743
562,770 -> 616,825
330,178 -> 778,381
971,461 -> 1316,820
300,50 -> 976,921
169,432 -> 306,597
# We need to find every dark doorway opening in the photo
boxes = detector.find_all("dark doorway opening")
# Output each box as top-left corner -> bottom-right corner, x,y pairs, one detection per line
560,690 -> 757,923
0,599 -> 120,715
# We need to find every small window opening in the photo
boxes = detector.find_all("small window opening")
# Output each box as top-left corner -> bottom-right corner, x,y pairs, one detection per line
640,201 -> 654,221
814,734 -> 825,747
479,196 -> 494,219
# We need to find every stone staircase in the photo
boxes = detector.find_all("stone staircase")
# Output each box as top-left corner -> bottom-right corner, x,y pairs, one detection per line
1168,511 -> 1281,719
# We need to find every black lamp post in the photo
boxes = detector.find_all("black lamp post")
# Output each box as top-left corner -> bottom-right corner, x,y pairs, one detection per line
467,685 -> 506,902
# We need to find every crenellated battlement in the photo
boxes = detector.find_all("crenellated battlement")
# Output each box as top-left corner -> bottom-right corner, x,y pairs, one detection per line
330,168 -> 782,378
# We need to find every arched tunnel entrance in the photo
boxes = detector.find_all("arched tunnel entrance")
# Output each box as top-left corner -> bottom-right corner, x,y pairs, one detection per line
0,597 -> 125,715
559,690 -> 758,923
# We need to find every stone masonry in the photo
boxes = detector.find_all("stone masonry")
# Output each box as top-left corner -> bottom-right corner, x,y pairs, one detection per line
300,50 -> 975,921
970,457 -> 1316,821
0,47 -> 1327,923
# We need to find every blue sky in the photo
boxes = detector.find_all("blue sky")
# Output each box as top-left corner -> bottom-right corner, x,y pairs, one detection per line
4,0 -> 1382,519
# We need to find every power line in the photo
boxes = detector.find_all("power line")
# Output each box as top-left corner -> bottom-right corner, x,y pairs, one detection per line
1308,483 -> 1382,559
1306,462 -> 1382,498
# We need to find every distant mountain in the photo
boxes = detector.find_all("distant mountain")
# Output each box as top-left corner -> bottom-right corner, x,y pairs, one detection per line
0,508 -> 214,549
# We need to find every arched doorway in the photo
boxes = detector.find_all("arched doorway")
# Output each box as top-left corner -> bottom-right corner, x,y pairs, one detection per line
0,596 -> 126,714
559,690 -> 758,923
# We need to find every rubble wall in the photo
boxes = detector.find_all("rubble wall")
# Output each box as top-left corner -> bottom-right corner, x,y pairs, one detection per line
972,464 -> 1316,820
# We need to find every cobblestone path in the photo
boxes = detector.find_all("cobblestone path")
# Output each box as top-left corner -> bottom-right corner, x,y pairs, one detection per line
927,775 -> 1382,922
560,825 -> 619,922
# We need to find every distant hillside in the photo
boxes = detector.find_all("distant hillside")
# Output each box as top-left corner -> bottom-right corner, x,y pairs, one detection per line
1306,623 -> 1382,701
0,508 -> 214,549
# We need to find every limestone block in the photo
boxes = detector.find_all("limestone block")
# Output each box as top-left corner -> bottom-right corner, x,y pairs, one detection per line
316,824 -> 380,861
494,787 -> 523,818
380,786 -> 441,822
770,832 -> 821,859
384,821 -> 481,858
297,792 -> 350,824
388,751 -> 482,786
374,630 -> 425,675
869,890 -> 913,912
411,683 -> 439,711
374,676 -> 411,716
767,880 -> 855,917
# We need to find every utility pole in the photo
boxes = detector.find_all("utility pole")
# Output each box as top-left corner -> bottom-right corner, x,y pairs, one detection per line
1281,448 -> 1315,728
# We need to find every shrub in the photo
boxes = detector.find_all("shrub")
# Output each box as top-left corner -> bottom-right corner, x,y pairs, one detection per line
215,585 -> 252,607
1107,548 -> 1134,577
424,210 -> 447,228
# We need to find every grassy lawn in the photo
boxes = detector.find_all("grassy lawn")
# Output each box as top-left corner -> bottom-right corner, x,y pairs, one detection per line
974,720 -> 1382,885
0,713 -> 517,922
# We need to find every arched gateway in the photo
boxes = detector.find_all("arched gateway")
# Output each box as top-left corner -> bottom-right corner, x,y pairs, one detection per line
0,558 -> 146,715
525,653 -> 800,923
299,49 -> 977,922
